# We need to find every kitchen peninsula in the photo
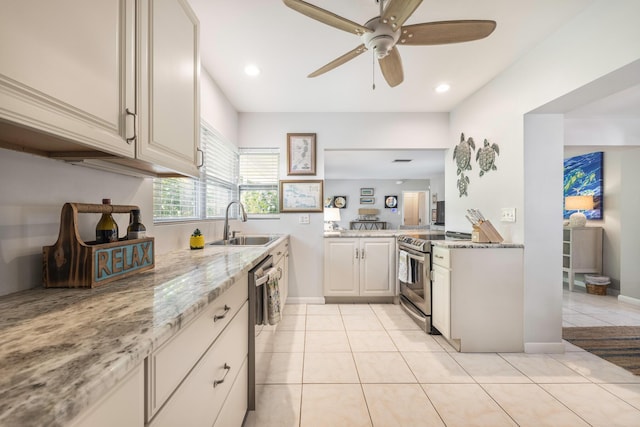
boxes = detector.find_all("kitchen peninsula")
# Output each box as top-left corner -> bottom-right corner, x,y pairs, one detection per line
0,236 -> 288,427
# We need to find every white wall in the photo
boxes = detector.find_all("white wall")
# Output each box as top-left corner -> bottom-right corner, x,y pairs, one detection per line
324,179 -> 430,230
0,70 -> 239,296
236,112 -> 449,300
450,0 -> 640,350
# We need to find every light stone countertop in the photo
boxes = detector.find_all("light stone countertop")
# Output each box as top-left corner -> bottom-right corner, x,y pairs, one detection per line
431,240 -> 524,248
324,229 -> 446,238
0,236 -> 286,427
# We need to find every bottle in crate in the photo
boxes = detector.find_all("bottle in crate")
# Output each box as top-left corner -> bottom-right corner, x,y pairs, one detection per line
95,198 -> 119,243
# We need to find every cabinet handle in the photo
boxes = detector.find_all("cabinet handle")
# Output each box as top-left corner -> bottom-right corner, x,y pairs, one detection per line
355,248 -> 359,259
361,249 -> 365,259
434,254 -> 444,259
213,304 -> 231,322
196,147 -> 204,168
277,267 -> 283,280
213,363 -> 231,388
125,108 -> 136,144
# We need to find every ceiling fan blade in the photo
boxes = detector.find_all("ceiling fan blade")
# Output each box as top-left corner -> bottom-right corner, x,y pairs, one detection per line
378,46 -> 403,87
283,0 -> 372,36
398,20 -> 497,45
308,44 -> 368,78
381,0 -> 423,30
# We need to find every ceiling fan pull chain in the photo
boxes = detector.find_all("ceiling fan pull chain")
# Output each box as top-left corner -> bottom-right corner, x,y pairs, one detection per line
372,50 -> 376,90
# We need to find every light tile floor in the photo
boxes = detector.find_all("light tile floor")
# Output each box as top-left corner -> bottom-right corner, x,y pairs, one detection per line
244,291 -> 640,427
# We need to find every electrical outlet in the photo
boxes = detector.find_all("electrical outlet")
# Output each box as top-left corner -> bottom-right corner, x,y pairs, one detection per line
299,214 -> 310,224
501,208 -> 516,223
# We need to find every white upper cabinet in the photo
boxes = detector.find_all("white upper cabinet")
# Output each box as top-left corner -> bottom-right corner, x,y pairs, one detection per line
136,0 -> 200,177
0,0 -> 135,157
0,0 -> 200,177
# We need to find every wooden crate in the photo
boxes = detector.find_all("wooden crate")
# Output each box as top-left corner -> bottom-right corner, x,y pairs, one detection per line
43,202 -> 154,288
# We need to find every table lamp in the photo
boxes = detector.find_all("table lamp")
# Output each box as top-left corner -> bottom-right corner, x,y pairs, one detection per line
324,208 -> 341,231
565,195 -> 594,227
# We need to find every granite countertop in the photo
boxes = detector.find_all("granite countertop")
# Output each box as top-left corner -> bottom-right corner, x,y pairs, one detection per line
0,235 -> 286,427
324,229 -> 446,238
432,240 -> 524,249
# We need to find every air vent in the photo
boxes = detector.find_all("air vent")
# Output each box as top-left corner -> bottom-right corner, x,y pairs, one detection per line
392,159 -> 412,163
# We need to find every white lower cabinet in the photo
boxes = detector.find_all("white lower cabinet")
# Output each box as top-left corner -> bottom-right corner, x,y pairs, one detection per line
324,237 -> 395,297
431,263 -> 451,340
150,302 -> 249,427
431,246 -> 523,352
70,363 -> 144,427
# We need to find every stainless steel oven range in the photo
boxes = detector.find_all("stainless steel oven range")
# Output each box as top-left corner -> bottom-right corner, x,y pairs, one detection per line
397,234 -> 441,333
397,232 -> 469,333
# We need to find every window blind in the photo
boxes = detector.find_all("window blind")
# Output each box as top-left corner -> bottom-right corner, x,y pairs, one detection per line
239,148 -> 280,215
153,121 -> 238,222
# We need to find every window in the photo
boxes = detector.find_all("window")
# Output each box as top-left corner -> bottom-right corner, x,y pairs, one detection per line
239,148 -> 280,216
153,121 -> 238,222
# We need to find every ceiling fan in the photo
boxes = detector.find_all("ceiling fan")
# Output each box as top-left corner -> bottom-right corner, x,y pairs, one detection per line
282,0 -> 496,87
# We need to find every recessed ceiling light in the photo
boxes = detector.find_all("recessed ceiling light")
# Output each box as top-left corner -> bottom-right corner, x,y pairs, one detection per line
435,83 -> 450,93
244,64 -> 260,77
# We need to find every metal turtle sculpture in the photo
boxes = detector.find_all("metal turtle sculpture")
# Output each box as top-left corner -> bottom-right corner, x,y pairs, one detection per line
476,139 -> 500,177
457,173 -> 470,197
453,133 -> 476,175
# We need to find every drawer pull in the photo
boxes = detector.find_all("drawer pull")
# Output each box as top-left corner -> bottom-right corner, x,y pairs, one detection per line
434,254 -> 444,259
213,305 -> 231,322
213,363 -> 231,388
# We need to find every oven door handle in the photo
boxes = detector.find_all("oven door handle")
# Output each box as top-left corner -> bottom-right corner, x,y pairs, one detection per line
403,251 -> 426,263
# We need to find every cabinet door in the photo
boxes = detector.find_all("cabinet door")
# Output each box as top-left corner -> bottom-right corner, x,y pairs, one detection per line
137,0 -> 200,177
360,238 -> 395,296
0,0 -> 135,157
324,239 -> 359,296
432,264 -> 451,339
70,364 -> 144,427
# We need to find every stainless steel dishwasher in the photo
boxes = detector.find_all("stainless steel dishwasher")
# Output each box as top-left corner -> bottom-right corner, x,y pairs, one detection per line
247,254 -> 274,411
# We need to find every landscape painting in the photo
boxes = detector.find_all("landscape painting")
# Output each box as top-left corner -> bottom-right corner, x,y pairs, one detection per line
563,151 -> 603,219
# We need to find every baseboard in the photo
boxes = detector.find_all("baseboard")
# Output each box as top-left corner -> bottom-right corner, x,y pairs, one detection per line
618,294 -> 640,307
286,297 -> 326,305
524,342 -> 565,354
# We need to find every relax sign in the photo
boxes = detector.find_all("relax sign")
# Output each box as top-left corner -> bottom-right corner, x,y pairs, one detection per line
94,241 -> 154,282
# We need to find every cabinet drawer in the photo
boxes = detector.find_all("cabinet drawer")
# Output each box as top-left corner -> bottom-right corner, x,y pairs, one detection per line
148,278 -> 248,416
213,356 -> 248,427
150,302 -> 249,427
432,246 -> 450,268
271,238 -> 289,262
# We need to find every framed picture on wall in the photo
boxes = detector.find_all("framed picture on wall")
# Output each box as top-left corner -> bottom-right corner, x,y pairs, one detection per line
287,133 -> 316,175
360,188 -> 374,196
360,197 -> 375,204
384,195 -> 398,208
279,180 -> 323,212
333,196 -> 347,209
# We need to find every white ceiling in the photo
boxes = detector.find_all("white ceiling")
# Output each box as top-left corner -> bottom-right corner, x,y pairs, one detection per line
189,0 -> 594,113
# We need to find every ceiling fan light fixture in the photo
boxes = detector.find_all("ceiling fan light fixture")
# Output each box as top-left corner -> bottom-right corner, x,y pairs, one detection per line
435,83 -> 451,93
244,64 -> 260,77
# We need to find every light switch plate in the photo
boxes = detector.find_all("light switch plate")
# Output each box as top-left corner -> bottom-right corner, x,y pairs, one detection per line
299,214 -> 310,224
501,208 -> 516,223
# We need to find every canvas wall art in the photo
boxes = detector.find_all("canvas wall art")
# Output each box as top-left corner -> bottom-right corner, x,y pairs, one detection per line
563,151 -> 603,219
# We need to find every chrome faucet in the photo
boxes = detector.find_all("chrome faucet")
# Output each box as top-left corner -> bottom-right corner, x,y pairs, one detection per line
223,200 -> 247,241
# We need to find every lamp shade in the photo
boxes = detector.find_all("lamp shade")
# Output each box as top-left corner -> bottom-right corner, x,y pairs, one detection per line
565,195 -> 594,211
324,208 -> 341,222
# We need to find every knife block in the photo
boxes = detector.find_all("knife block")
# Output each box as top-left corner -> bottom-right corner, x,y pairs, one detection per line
472,220 -> 503,243
43,202 -> 155,288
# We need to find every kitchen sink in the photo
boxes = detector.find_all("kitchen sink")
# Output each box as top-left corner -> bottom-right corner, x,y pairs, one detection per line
209,235 -> 278,246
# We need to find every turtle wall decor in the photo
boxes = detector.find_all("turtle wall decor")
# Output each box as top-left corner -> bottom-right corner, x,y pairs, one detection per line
476,139 -> 500,177
457,172 -> 470,197
453,132 -> 476,176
